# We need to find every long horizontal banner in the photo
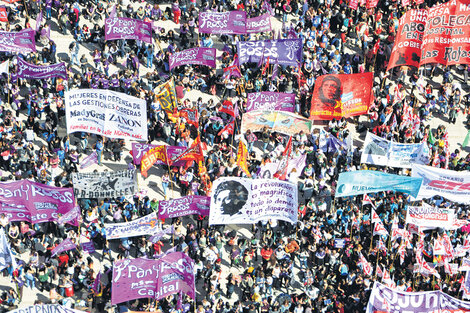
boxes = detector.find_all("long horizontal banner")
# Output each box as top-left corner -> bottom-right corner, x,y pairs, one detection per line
246,92 -> 295,112
65,89 -> 147,141
72,170 -> 138,199
405,203 -> 455,229
335,170 -> 423,198
411,164 -> 470,204
0,180 -> 75,224
131,143 -> 185,166
104,212 -> 159,239
241,110 -> 312,136
112,252 -> 195,304
366,282 -> 470,313
238,39 -> 302,66
198,11 -> 246,34
361,132 -> 430,168
209,178 -> 298,225
169,47 -> 216,70
247,14 -> 272,33
105,17 -> 152,43
310,73 -> 373,120
15,57 -> 67,80
158,195 -> 210,219
9,305 -> 87,313
0,28 -> 35,54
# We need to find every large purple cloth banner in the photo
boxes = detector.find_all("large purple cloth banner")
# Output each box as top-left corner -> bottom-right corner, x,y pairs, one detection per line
51,238 -> 76,256
246,92 -> 295,112
366,282 -> 470,313
111,252 -> 195,304
57,206 -> 80,227
131,143 -> 186,166
0,28 -> 36,54
169,47 -> 216,71
247,14 -> 272,33
0,180 -> 75,224
15,57 -> 67,80
105,17 -> 152,44
158,195 -> 210,219
237,39 -> 302,67
198,11 -> 246,34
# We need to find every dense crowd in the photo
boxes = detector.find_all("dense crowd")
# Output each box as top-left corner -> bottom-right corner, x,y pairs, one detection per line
0,0 -> 469,312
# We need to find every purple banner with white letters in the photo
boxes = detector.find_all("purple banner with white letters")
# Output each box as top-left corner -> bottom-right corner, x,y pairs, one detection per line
169,47 -> 216,71
366,282 -> 470,313
111,252 -> 195,304
51,238 -> 76,256
57,206 -> 80,227
131,143 -> 186,166
237,39 -> 303,66
105,17 -> 152,44
81,241 -> 95,254
0,28 -> 36,54
15,57 -> 67,80
246,14 -> 272,33
198,11 -> 247,34
246,92 -> 295,112
0,180 -> 75,224
158,196 -> 210,219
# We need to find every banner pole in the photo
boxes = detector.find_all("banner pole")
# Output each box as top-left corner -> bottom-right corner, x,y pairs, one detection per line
7,72 -> 10,109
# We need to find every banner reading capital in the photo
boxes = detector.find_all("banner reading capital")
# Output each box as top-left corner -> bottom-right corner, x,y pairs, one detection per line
309,73 -> 373,120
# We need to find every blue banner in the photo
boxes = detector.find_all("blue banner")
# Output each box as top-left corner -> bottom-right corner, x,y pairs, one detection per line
335,170 -> 423,198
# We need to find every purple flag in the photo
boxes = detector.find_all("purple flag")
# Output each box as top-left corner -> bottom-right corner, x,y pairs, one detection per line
105,17 -> 152,44
51,238 -> 76,256
131,143 -> 186,166
111,252 -> 195,304
271,62 -> 279,81
109,5 -> 116,18
169,48 -> 216,71
40,25 -> 50,40
14,57 -> 67,80
158,196 -> 210,219
80,151 -> 98,169
0,29 -> 36,54
246,14 -> 272,33
262,0 -> 275,16
238,39 -> 302,67
246,92 -> 295,112
92,271 -> 102,293
198,11 -> 247,35
57,205 -> 80,227
35,11 -> 42,32
81,241 -> 95,254
0,180 -> 75,224
148,226 -> 174,243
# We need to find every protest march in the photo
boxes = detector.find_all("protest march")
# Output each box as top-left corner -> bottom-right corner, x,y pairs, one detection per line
1,0 -> 470,312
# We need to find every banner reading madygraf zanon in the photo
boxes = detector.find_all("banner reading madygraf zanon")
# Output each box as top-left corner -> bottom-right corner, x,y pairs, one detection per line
65,89 -> 147,141
72,170 -> 138,199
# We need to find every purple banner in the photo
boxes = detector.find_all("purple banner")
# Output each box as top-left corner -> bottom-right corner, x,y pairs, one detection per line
246,92 -> 295,112
105,17 -> 152,44
158,196 -> 210,219
0,180 -> 75,224
92,271 -> 101,293
51,238 -> 76,256
57,206 -> 80,227
237,39 -> 302,67
0,28 -> 36,54
80,151 -> 98,170
366,282 -> 470,312
148,226 -> 174,243
131,143 -> 186,166
169,48 -> 216,71
247,14 -> 272,33
198,11 -> 246,35
15,57 -> 67,80
81,241 -> 95,254
111,252 -> 195,304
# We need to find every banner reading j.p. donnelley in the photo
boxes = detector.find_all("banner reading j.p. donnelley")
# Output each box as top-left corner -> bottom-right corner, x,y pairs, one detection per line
198,11 -> 247,34
65,89 -> 147,141
105,17 -> 152,43
246,92 -> 295,112
72,170 -> 138,199
420,0 -> 470,66
309,73 -> 373,120
169,47 -> 216,70
387,9 -> 427,70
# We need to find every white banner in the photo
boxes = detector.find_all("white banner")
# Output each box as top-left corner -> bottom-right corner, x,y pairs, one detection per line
104,212 -> 160,239
209,178 -> 298,225
65,89 -> 147,141
405,203 -> 454,229
9,304 -> 87,313
72,170 -> 138,199
411,164 -> 470,204
361,132 -> 429,168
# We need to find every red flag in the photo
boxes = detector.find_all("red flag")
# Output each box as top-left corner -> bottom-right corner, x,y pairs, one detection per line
274,136 -> 293,180
170,136 -> 204,165
0,6 -> 7,22
372,40 -> 380,54
359,252 -> 373,276
262,57 -> 270,76
373,220 -> 389,237
220,100 -> 235,117
217,120 -> 235,136
180,108 -> 199,128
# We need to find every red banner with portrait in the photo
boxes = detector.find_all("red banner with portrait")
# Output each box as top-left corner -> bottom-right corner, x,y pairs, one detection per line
387,9 -> 427,71
309,73 -> 373,121
420,0 -> 470,66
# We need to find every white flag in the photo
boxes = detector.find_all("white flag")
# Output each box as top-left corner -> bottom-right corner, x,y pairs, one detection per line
0,228 -> 17,271
0,60 -> 8,75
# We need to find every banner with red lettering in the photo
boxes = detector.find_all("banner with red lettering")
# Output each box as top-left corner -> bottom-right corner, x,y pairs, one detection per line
309,73 -> 373,120
405,203 -> 455,229
420,0 -> 470,66
366,0 -> 379,9
387,9 -> 427,70
349,0 -> 359,9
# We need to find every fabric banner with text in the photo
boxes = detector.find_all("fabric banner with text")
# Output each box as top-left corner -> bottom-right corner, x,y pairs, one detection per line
169,47 -> 216,70
158,195 -> 210,219
241,110 -> 312,136
246,92 -> 295,112
104,212 -> 160,239
72,170 -> 138,199
198,11 -> 247,34
15,57 -> 67,80
0,28 -> 35,54
105,17 -> 152,43
131,143 -> 186,166
405,203 -> 455,229
237,39 -> 303,66
247,14 -> 272,33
